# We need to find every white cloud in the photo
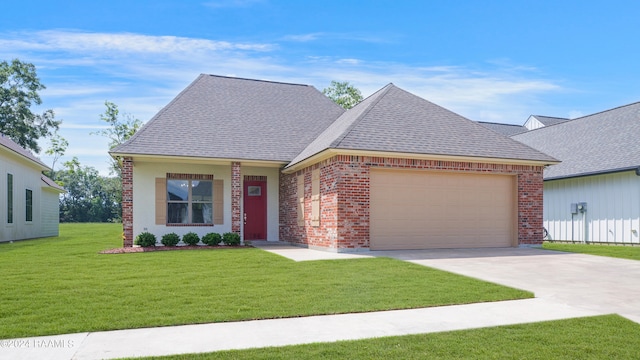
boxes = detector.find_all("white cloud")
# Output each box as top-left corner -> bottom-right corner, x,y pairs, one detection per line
5,29 -> 564,173
568,110 -> 584,119
282,33 -> 324,42
0,30 -> 274,55
336,58 -> 361,65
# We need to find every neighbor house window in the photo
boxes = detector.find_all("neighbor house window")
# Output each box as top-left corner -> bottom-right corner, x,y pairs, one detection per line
167,175 -> 213,224
25,189 -> 33,222
7,174 -> 13,224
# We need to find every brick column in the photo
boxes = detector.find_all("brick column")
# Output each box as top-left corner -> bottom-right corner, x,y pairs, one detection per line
517,169 -> 545,246
231,162 -> 242,235
122,157 -> 134,247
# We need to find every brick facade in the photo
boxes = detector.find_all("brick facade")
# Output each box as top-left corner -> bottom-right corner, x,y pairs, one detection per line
280,155 -> 545,251
122,157 -> 134,247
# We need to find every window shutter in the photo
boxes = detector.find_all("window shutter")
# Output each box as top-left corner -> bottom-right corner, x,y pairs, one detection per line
214,179 -> 224,225
311,169 -> 320,227
297,175 -> 304,226
155,178 -> 166,224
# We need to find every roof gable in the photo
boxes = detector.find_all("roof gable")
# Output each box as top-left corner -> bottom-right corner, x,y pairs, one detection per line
513,101 -> 640,179
112,74 -> 345,162
288,84 -> 557,167
524,115 -> 570,131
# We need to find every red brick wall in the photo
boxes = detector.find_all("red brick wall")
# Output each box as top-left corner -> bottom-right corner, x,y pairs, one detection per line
517,171 -> 544,245
280,163 -> 339,249
231,162 -> 241,235
279,155 -> 545,250
122,157 -> 134,247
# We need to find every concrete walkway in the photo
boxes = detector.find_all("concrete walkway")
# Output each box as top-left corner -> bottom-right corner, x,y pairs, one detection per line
1,246 -> 637,360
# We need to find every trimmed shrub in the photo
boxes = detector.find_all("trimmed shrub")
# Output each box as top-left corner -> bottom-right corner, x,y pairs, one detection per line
182,232 -> 200,246
161,232 -> 180,247
135,232 -> 157,247
222,232 -> 241,246
202,232 -> 222,246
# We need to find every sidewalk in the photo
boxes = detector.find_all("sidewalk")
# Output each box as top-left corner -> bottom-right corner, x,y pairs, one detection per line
0,298 -> 600,360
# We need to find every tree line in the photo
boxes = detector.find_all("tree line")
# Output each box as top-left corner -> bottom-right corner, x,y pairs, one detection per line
1,58 -> 361,223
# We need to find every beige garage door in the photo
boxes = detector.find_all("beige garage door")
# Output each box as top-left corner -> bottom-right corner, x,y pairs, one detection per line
370,169 -> 516,250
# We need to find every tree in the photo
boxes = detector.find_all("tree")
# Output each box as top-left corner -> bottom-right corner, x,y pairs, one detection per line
93,101 -> 143,176
0,59 -> 61,153
44,130 -> 68,181
322,80 -> 363,109
56,157 -> 121,222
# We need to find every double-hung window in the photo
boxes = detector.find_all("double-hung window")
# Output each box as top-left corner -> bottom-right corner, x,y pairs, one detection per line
167,177 -> 213,224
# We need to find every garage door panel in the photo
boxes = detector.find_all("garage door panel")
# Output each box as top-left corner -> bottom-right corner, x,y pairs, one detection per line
370,169 -> 515,250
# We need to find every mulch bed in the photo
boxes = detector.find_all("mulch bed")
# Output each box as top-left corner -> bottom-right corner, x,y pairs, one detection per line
100,245 -> 249,254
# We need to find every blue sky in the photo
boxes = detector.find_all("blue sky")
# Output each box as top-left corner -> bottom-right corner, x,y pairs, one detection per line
2,0 -> 639,175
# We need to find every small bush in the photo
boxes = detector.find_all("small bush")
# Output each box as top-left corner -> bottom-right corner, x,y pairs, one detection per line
135,232 -> 157,247
161,232 -> 180,247
202,232 -> 222,246
223,232 -> 241,246
182,232 -> 200,246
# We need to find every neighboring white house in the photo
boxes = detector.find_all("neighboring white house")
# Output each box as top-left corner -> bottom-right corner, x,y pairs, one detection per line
0,134 -> 65,242
523,115 -> 569,131
513,102 -> 640,244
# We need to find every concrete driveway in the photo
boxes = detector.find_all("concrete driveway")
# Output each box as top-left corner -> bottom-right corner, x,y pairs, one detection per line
370,247 -> 640,324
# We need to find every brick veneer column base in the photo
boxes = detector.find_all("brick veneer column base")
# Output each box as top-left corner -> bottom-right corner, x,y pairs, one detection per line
121,157 -> 134,247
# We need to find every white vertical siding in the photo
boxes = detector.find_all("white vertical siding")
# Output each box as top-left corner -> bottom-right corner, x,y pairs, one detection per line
524,116 -> 545,130
40,188 -> 61,237
1,152 -> 54,241
544,171 -> 640,244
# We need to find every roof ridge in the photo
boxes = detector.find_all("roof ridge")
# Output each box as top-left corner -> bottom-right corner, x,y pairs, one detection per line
518,100 -> 640,136
203,74 -> 313,88
531,115 -> 569,120
330,83 -> 395,148
477,121 -> 525,127
570,100 -> 640,121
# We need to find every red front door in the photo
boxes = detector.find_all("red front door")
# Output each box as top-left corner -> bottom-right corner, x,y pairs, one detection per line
243,179 -> 267,240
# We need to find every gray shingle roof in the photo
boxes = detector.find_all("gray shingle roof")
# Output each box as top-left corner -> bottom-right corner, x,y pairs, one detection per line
0,134 -> 49,169
41,174 -> 65,192
112,74 -> 345,162
512,101 -> 640,180
531,115 -> 570,126
477,121 -> 528,136
288,84 -> 558,167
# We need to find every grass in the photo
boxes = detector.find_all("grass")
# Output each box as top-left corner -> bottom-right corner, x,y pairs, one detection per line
0,223 -> 532,339
543,242 -> 640,260
129,315 -> 640,360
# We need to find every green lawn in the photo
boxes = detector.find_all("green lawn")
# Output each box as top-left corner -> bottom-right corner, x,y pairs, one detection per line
543,242 -> 640,260
130,315 -> 640,360
0,223 -> 531,339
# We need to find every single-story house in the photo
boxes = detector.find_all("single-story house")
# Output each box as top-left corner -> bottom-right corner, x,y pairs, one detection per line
1,134 -> 65,242
111,74 -> 558,251
513,101 -> 640,244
